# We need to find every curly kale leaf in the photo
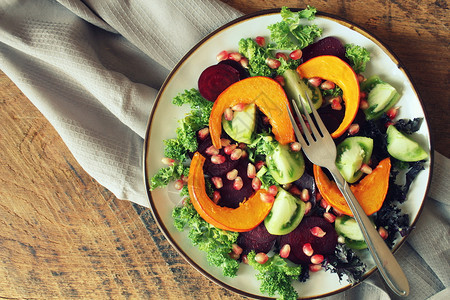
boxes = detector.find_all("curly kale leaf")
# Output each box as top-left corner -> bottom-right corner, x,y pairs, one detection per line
247,251 -> 302,300
324,244 -> 366,284
268,6 -> 322,50
149,163 -> 189,190
394,118 -> 423,134
163,89 -> 212,161
172,199 -> 240,277
345,44 -> 371,73
238,38 -> 273,77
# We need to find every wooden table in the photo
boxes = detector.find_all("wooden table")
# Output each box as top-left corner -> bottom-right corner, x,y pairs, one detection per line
1,1 -> 448,298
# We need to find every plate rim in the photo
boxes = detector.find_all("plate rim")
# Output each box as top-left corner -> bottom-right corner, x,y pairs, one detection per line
143,8 -> 434,299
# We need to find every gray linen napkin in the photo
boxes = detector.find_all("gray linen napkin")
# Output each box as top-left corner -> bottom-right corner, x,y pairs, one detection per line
1,1 -> 448,299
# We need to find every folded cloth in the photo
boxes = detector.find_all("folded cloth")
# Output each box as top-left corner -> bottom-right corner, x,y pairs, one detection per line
1,1 -> 448,299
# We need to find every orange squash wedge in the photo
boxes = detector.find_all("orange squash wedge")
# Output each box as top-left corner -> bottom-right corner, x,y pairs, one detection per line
313,158 -> 391,216
209,76 -> 295,149
188,152 -> 273,232
297,55 -> 360,139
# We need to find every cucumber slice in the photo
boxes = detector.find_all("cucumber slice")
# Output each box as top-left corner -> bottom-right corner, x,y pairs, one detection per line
222,103 -> 256,144
264,189 -> 306,235
386,125 -> 429,162
336,136 -> 373,183
360,75 -> 384,92
266,143 -> 305,185
335,215 -> 365,241
283,69 -> 323,114
364,82 -> 401,120
344,237 -> 368,250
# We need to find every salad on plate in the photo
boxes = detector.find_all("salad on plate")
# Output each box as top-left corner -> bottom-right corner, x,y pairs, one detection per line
148,6 -> 429,300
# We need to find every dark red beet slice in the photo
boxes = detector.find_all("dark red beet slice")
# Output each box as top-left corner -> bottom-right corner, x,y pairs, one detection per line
197,137 -> 239,177
217,159 -> 254,209
279,216 -> 338,264
239,222 -> 278,243
218,59 -> 249,79
302,37 -> 347,63
237,234 -> 276,256
198,64 -> 240,102
293,172 -> 317,212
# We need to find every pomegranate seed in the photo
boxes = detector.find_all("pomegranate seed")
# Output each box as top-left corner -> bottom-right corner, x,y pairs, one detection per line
348,123 -> 360,135
255,252 -> 269,264
233,176 -> 243,190
309,264 -> 322,272
331,98 -> 342,110
232,103 -> 246,112
320,199 -> 329,209
247,163 -> 256,178
268,185 -> 278,196
378,227 -> 388,240
229,251 -> 240,260
333,207 -> 344,217
320,80 -> 335,90
261,192 -> 275,203
288,185 -> 301,196
262,115 -> 270,124
289,49 -> 302,60
241,254 -> 249,264
238,143 -> 247,149
316,191 -> 322,201
303,243 -> 314,256
310,226 -> 326,238
255,36 -> 266,47
228,52 -> 242,61
174,179 -> 184,190
308,77 -> 322,87
266,58 -> 281,69
311,254 -> 324,265
310,254 -> 324,264
181,175 -> 188,183
275,52 -> 288,61
337,235 -> 346,244
323,212 -> 336,223
357,74 -> 366,83
211,177 -> 223,189
224,144 -> 237,155
274,75 -> 285,86
230,148 -> 243,160
197,127 -> 210,140
280,244 -> 291,258
252,177 -> 262,190
224,108 -> 234,121
221,138 -> 231,147
240,57 -> 249,69
255,161 -> 265,170
241,150 -> 248,159
304,201 -> 312,215
301,189 -> 310,202
161,157 -> 175,166
232,243 -> 243,255
290,142 -> 301,152
212,191 -> 221,203
360,91 -> 368,99
211,154 -> 225,164
205,145 -> 219,155
216,50 -> 228,62
226,169 -> 238,180
360,99 -> 369,110
386,107 -> 399,119
360,163 -> 373,174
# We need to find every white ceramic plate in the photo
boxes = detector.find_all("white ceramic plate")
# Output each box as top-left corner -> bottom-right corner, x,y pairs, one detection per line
144,9 -> 432,299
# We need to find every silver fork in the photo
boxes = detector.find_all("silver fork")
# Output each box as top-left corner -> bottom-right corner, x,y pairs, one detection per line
287,93 -> 409,297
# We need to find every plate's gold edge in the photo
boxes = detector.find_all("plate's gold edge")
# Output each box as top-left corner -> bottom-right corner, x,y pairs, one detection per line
142,7 -> 433,300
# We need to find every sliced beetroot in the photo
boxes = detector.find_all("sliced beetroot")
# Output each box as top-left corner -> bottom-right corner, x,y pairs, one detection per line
239,222 -> 278,243
237,233 -> 276,256
197,137 -> 239,177
318,105 -> 345,134
279,216 -> 338,264
218,59 -> 249,79
198,64 -> 240,102
217,159 -> 254,208
302,37 -> 347,63
293,172 -> 317,212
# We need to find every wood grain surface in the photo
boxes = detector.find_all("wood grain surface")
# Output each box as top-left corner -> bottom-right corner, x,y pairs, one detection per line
0,0 -> 448,299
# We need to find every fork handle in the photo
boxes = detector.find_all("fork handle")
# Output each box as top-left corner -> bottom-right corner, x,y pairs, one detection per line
329,167 -> 410,297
